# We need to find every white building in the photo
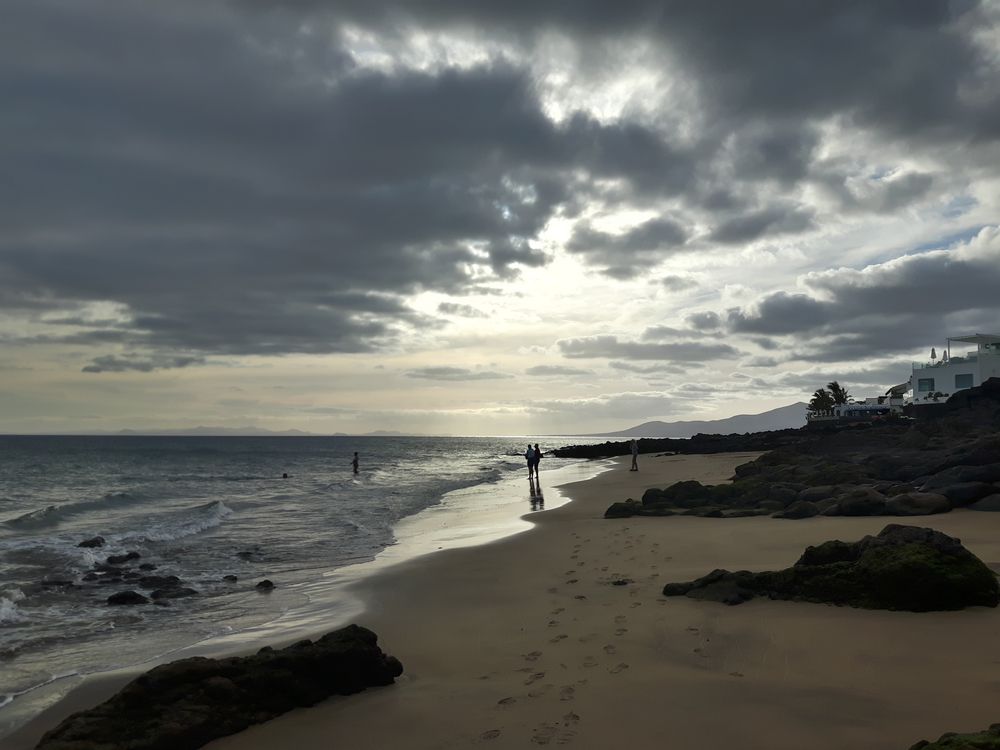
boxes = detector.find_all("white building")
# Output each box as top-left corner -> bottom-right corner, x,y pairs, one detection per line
909,333 -> 1000,403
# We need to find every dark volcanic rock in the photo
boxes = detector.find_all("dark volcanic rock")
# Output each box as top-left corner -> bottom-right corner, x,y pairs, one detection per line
885,492 -> 951,516
107,591 -> 149,606
662,524 -> 999,612
223,574 -> 238,582
824,487 -> 887,516
77,536 -> 105,548
36,625 -> 403,750
909,723 -> 1000,748
937,482 -> 998,506
969,494 -> 1000,512
255,579 -> 275,590
772,501 -> 819,519
107,551 -> 141,565
138,575 -> 182,589
605,500 -> 641,519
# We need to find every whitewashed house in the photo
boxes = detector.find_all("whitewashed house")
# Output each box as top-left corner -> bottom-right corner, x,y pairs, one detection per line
909,333 -> 1000,403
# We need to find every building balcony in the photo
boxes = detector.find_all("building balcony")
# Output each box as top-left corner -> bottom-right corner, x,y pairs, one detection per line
913,355 -> 977,370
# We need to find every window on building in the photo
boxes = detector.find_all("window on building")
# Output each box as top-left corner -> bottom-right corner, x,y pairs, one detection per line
955,373 -> 974,389
917,378 -> 935,392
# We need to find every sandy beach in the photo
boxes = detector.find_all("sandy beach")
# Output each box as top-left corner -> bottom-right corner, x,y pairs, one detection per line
14,451 -> 1000,750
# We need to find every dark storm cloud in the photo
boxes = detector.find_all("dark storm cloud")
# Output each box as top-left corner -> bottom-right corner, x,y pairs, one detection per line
660,275 -> 698,292
566,218 -> 688,278
709,205 -> 816,245
405,367 -> 512,381
557,335 -> 738,361
723,227 -> 1000,361
2,0 -> 716,366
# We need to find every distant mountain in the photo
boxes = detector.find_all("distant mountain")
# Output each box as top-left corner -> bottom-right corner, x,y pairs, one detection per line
114,426 -> 319,436
592,402 -> 808,438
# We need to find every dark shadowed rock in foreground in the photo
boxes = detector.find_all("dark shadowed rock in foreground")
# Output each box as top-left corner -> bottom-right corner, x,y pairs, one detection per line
36,624 -> 403,750
909,724 -> 1000,748
662,525 -> 999,612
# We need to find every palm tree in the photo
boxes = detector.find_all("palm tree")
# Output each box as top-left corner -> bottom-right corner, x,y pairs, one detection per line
826,381 -> 851,405
808,388 -> 835,413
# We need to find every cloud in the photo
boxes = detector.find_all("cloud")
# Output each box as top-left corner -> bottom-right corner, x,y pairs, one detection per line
82,354 -> 206,373
438,302 -> 488,318
708,205 -> 815,245
685,311 -> 722,331
609,361 -> 692,375
405,366 -> 512,381
557,335 -> 738,361
525,365 -> 593,376
660,275 -> 698,292
566,217 -> 689,277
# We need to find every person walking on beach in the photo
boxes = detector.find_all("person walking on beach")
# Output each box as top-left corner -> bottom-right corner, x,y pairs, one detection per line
351,451 -> 359,475
630,439 -> 639,471
525,444 -> 536,478
532,443 -> 543,477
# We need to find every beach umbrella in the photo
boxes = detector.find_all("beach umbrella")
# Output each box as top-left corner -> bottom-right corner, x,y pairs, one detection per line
930,347 -> 937,360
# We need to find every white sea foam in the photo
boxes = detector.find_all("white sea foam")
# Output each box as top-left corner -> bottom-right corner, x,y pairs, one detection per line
124,500 -> 233,543
0,589 -> 27,624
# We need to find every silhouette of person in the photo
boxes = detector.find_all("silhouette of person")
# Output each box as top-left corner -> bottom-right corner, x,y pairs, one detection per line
630,439 -> 639,471
351,452 -> 359,474
532,443 -> 542,476
525,444 -> 535,478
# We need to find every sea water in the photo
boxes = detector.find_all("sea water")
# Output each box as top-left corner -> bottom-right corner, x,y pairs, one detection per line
0,434 -> 599,736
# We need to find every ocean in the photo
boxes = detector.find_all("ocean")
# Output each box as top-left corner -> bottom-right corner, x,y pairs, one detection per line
0,434 -> 603,738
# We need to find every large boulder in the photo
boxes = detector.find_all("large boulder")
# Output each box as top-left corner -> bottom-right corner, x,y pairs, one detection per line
107,591 -> 149,606
937,482 -> 999,506
824,487 -> 887,516
605,501 -> 640,519
772,501 -> 820,520
885,492 -> 952,516
662,524 -> 999,612
909,723 -> 1000,748
36,625 -> 403,750
797,485 -> 843,503
969,494 -> 1000,512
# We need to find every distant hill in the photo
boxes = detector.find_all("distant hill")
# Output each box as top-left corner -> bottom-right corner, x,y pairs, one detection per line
592,402 -> 808,438
115,426 -> 319,436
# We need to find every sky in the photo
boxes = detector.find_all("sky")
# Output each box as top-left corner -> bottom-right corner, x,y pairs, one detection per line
2,0 -> 1000,436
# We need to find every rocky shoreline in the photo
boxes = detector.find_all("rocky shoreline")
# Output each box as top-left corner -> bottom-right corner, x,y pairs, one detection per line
34,625 -> 402,750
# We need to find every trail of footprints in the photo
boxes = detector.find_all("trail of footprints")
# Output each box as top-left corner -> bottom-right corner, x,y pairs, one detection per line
489,529 -> 661,745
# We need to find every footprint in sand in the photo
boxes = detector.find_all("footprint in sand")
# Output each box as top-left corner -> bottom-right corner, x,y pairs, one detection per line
614,615 -> 627,624
565,579 -> 578,584
582,656 -> 598,668
614,628 -> 628,636
609,663 -> 630,674
551,607 -> 565,615
550,634 -> 568,643
559,686 -> 575,701
497,697 -> 517,706
564,570 -> 576,576
573,595 -> 587,600
524,671 -> 546,685
602,644 -> 617,655
686,627 -> 700,633
524,651 -> 543,662
629,601 -> 642,608
600,566 -> 609,572
480,729 -> 502,740
531,713 -> 580,746
528,685 -> 552,698
548,620 -> 559,628
547,587 -> 559,594
570,554 -> 579,560
730,672 -> 744,678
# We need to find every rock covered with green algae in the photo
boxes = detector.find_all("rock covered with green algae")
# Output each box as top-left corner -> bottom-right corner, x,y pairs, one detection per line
662,524 -> 999,612
910,724 -> 1000,748
36,624 -> 403,750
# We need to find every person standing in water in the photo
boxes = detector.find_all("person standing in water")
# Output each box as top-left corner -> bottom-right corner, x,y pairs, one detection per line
525,444 -> 535,478
351,452 -> 359,475
532,443 -> 542,477
630,439 -> 639,471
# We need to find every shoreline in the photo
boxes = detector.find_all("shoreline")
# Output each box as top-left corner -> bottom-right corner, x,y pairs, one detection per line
14,451 -> 1000,749
1,456 -> 610,749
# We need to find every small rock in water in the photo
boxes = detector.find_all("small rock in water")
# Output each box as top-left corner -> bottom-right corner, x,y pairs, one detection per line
255,579 -> 275,591
138,575 -> 181,589
138,563 -> 157,571
222,575 -> 238,583
107,591 -> 149,606
82,572 -> 99,582
77,536 -> 105,548
107,552 -> 141,565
